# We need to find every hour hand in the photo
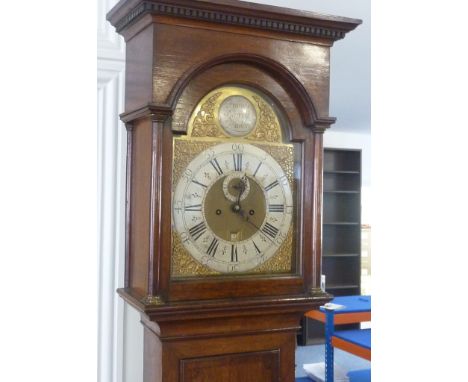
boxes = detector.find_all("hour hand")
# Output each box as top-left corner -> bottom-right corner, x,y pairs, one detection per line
223,173 -> 250,203
236,178 -> 246,203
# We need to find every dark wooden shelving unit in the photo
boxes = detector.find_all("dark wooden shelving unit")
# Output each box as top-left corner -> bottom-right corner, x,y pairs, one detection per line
299,148 -> 362,345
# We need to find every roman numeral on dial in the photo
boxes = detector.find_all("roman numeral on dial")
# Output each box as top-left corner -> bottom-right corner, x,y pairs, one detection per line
253,162 -> 262,177
233,153 -> 243,171
231,245 -> 238,262
210,158 -> 223,175
268,204 -> 284,213
206,238 -> 219,257
192,180 -> 207,188
185,204 -> 202,212
188,221 -> 207,241
264,180 -> 279,192
262,222 -> 279,239
253,241 -> 261,254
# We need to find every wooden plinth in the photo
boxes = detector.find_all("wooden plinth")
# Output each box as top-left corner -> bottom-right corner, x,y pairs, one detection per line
141,314 -> 298,382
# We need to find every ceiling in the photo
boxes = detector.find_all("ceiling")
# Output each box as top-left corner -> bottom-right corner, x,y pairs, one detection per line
245,0 -> 371,134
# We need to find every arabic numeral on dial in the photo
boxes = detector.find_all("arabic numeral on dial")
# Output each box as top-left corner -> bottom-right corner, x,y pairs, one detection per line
275,232 -> 287,246
228,264 -> 238,272
279,175 -> 289,186
232,143 -> 244,153
174,200 -> 183,213
201,255 -> 211,265
256,254 -> 266,265
180,232 -> 190,243
205,149 -> 215,160
183,169 -> 193,181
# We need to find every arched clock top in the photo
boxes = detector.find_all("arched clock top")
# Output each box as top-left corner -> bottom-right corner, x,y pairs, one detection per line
168,53 -> 336,135
186,86 -> 284,144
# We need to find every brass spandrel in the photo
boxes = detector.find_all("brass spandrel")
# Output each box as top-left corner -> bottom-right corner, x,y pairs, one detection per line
172,231 -> 220,278
171,85 -> 296,278
187,86 -> 283,143
172,140 -> 218,187
191,92 -> 224,138
251,227 -> 294,274
249,95 -> 282,143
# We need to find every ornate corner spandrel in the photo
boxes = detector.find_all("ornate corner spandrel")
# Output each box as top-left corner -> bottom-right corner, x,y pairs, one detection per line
187,86 -> 283,143
250,95 -> 282,143
191,92 -> 225,138
251,227 -> 294,274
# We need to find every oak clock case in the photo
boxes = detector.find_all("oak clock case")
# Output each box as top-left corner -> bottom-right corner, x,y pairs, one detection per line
171,86 -> 297,278
106,0 -> 361,381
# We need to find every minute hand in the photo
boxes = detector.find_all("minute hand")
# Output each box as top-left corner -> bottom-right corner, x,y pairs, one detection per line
238,209 -> 275,244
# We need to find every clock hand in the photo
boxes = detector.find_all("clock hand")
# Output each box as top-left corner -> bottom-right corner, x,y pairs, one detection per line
233,174 -> 247,211
236,177 -> 246,205
237,209 -> 275,244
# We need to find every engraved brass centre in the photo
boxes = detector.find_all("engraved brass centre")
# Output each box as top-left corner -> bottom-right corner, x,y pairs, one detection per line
204,175 -> 266,242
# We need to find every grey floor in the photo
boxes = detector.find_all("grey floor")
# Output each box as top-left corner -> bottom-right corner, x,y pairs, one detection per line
295,345 -> 371,379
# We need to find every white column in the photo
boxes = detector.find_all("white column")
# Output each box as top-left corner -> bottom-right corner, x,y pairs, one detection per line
98,1 -> 143,381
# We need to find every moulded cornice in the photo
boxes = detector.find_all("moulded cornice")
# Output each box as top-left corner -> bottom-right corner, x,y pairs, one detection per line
107,0 -> 361,41
310,118 -> 337,133
117,287 -> 331,321
120,103 -> 173,123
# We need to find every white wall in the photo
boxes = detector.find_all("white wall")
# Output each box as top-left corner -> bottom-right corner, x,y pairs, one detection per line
98,1 -> 144,381
249,0 -> 371,134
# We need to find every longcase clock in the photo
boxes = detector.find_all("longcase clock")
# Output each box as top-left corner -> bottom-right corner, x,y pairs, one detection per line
107,1 -> 361,381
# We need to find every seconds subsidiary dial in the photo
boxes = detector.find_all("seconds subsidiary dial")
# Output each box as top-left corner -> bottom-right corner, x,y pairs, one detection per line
173,142 -> 293,273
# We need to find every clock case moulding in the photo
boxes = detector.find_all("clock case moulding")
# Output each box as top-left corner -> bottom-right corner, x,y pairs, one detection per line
107,1 -> 360,381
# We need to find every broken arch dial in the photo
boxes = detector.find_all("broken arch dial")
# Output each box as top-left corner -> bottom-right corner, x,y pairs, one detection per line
173,142 -> 293,273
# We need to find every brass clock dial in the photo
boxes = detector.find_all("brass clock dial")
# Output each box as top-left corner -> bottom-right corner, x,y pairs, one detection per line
173,142 -> 293,274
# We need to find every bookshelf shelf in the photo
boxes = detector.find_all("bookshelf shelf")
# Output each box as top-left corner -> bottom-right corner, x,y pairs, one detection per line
299,148 -> 362,345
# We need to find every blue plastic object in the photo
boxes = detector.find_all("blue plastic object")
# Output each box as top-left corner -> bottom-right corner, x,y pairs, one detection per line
321,295 -> 371,382
347,368 -> 371,382
324,308 -> 334,382
333,329 -> 371,350
320,295 -> 371,314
